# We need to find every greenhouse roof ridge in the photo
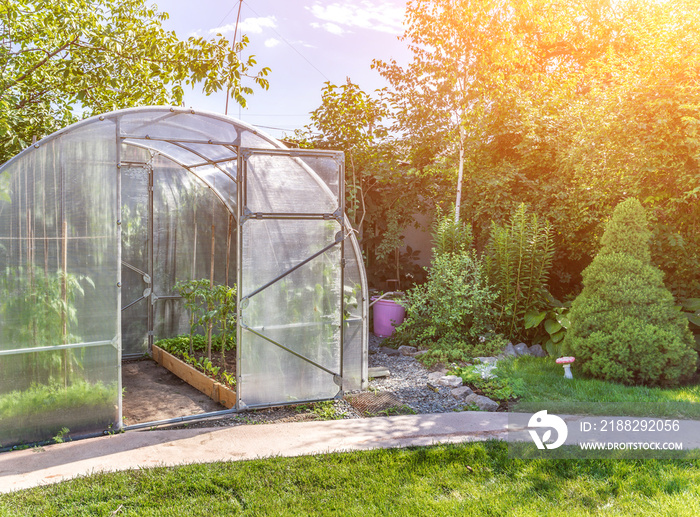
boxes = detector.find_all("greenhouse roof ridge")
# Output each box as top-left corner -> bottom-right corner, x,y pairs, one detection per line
0,106 -> 286,172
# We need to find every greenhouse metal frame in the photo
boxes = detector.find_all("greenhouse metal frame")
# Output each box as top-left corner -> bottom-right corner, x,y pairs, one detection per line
0,106 -> 368,447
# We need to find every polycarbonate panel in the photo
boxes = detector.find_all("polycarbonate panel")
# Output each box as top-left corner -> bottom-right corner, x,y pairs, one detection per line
119,110 -> 240,144
0,119 -> 119,447
190,164 -> 237,213
298,155 -> 341,201
185,142 -> 237,162
245,154 -> 339,214
239,219 -> 342,407
123,139 -> 204,167
342,221 -> 366,391
0,343 -> 118,447
120,164 -> 150,356
150,157 -> 236,341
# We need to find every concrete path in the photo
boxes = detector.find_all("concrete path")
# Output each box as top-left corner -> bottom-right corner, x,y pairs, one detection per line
0,412 -> 510,494
3,411 -> 700,494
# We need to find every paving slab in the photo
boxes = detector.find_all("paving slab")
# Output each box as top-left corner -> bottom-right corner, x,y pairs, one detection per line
0,412 -> 510,493
3,411 -> 700,494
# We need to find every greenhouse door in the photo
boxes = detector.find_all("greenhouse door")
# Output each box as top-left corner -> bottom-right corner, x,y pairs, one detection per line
237,149 -> 346,409
120,163 -> 153,357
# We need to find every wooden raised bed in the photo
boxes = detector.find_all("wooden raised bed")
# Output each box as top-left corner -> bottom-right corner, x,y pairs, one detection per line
151,345 -> 236,409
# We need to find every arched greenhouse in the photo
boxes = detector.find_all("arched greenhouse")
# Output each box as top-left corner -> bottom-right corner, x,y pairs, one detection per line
0,107 -> 368,448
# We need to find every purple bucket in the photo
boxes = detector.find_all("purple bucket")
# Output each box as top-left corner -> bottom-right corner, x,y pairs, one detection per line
371,297 -> 406,337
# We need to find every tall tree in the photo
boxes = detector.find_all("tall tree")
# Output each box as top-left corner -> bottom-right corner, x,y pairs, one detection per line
377,0 -> 700,297
305,79 -> 448,287
0,0 -> 270,164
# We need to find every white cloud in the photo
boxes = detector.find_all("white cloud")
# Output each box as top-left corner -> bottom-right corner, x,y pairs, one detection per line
210,16 -> 277,36
310,21 -> 346,35
307,1 -> 405,35
264,38 -> 281,48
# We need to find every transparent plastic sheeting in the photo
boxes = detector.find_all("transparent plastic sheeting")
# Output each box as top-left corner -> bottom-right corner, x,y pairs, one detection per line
239,219 -> 343,406
0,107 -> 368,444
0,123 -> 119,447
120,153 -> 237,355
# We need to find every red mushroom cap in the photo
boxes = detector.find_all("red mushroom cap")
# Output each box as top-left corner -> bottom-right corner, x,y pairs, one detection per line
556,356 -> 575,364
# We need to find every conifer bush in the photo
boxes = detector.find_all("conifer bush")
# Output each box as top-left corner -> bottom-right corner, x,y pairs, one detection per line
564,198 -> 697,386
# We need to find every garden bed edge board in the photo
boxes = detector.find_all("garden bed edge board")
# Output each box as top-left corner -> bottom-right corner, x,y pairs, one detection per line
151,345 -> 236,409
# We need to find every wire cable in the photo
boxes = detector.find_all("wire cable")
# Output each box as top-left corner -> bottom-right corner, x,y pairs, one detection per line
242,0 -> 331,82
225,0 -> 244,115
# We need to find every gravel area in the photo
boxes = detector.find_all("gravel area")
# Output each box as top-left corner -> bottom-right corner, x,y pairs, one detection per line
165,334 -> 464,430
365,334 -> 466,414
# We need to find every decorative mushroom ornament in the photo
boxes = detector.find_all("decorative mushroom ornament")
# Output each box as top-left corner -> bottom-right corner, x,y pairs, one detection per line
556,356 -> 575,379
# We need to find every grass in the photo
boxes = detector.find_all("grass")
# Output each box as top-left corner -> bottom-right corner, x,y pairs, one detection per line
495,356 -> 700,419
1,441 -> 700,516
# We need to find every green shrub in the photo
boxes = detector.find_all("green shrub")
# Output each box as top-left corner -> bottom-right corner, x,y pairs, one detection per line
564,198 -> 697,387
387,249 -> 503,364
486,203 -> 555,341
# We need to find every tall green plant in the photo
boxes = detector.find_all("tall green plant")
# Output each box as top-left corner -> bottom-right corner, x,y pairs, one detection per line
486,203 -> 555,341
431,211 -> 473,255
174,279 -> 209,356
213,284 -> 237,366
389,231 -> 503,364
1,267 -> 93,387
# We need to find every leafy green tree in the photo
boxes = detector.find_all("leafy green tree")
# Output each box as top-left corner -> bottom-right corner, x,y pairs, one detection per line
375,0 -> 700,299
304,79 -> 449,287
0,0 -> 270,164
564,199 -> 697,387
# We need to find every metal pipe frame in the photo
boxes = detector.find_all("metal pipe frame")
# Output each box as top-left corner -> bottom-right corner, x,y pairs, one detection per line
115,117 -> 124,432
0,340 -> 114,356
122,408 -> 238,431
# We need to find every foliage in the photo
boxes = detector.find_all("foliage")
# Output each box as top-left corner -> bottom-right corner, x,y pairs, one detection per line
174,279 -> 208,356
564,199 -> 698,386
294,401 -> 343,420
153,334 -> 235,356
431,210 -> 473,256
154,335 -> 236,389
451,362 -> 526,404
174,280 -> 236,361
524,295 -> 571,357
373,0 -> 700,300
213,284 -> 237,366
680,298 -> 700,362
52,427 -> 70,444
0,380 -> 115,447
387,249 -> 502,365
0,0 -> 270,164
0,267 -> 94,387
303,79 -> 449,288
486,203 -> 555,342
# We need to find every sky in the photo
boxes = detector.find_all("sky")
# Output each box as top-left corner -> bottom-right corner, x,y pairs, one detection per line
153,0 -> 413,139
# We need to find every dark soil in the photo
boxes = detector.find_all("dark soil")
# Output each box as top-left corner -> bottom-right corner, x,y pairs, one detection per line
121,358 -> 225,426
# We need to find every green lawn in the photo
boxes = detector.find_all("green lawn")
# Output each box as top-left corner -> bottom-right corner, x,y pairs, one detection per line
495,356 -> 700,418
1,442 -> 699,516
